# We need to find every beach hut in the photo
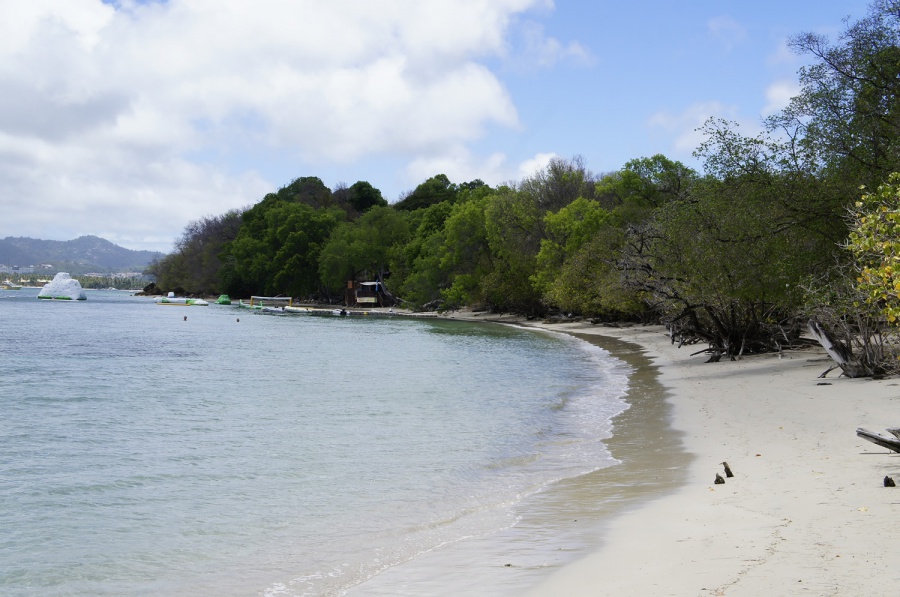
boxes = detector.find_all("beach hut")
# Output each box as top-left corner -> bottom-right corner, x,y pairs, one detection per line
345,280 -> 388,307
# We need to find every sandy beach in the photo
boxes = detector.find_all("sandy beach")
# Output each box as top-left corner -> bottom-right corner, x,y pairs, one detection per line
339,308 -> 900,595
510,319 -> 900,596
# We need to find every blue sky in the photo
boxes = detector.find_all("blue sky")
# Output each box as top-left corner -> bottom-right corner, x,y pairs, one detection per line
0,1 -> 874,253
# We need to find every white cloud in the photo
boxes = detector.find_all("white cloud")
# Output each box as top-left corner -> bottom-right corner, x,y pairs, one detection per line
0,1 -> 114,55
405,147 -> 507,188
516,152 -> 558,179
646,101 -> 765,160
0,0 -> 550,251
403,149 -> 557,192
762,80 -> 800,116
515,21 -> 594,69
0,128 -> 271,251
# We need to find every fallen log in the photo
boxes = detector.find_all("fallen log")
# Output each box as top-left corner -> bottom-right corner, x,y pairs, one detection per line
808,320 -> 870,378
857,427 -> 900,453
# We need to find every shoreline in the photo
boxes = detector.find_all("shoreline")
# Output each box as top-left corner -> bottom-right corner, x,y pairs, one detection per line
345,319 -> 689,596
188,302 -> 900,594
513,319 -> 900,596
246,305 -> 900,593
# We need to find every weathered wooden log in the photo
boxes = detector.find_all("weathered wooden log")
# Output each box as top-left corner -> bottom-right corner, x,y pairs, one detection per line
857,427 -> 900,453
808,320 -> 868,378
887,428 -> 900,440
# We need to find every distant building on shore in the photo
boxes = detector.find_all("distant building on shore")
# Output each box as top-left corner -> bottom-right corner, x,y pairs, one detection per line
0,264 -> 35,274
84,272 -> 145,278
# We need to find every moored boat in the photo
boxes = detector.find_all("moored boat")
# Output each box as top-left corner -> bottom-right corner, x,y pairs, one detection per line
283,306 -> 313,314
155,292 -> 209,306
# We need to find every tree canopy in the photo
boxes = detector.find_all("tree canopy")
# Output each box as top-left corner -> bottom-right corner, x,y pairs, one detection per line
149,1 -> 900,372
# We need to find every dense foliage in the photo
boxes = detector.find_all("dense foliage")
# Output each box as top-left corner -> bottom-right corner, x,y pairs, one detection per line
150,2 -> 900,371
847,174 -> 900,324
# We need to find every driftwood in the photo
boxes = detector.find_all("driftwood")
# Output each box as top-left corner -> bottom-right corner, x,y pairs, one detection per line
688,347 -> 724,363
857,427 -> 900,453
722,461 -> 734,478
808,320 -> 869,378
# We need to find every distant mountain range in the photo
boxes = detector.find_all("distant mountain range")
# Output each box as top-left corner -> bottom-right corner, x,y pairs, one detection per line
0,236 -> 164,273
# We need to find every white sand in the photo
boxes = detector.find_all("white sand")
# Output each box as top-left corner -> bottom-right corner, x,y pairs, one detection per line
515,321 -> 900,596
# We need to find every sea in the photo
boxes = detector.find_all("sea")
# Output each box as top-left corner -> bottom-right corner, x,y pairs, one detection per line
0,287 -> 639,597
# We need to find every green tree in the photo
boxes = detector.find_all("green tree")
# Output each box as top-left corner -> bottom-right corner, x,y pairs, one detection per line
847,172 -> 900,323
437,195 -> 494,307
347,180 -> 387,212
221,202 -> 342,298
696,119 -> 848,245
523,155 -> 697,318
481,188 -> 544,314
150,210 -> 243,294
394,174 -> 458,211
395,201 -> 456,307
803,174 -> 900,377
621,172 -> 832,354
261,176 -> 337,210
318,206 -> 411,293
770,1 -> 900,189
532,198 -> 610,302
595,154 -> 696,218
546,226 -> 644,317
520,155 -> 595,213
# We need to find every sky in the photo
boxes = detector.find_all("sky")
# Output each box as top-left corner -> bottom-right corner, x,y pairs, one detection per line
0,0 -> 875,253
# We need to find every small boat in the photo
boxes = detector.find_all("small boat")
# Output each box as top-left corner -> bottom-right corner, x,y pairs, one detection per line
155,292 -> 209,306
283,306 -> 313,314
1,279 -> 22,290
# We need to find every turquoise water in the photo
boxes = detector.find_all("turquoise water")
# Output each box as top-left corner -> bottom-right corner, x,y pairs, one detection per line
0,289 -> 630,596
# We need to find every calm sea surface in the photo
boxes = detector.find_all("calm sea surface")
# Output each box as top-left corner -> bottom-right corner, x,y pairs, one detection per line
0,288 -> 631,596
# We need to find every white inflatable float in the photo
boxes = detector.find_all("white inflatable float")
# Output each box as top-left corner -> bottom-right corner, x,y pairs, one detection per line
38,272 -> 87,300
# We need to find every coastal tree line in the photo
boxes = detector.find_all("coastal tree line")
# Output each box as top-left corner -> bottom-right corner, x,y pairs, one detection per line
149,1 -> 900,374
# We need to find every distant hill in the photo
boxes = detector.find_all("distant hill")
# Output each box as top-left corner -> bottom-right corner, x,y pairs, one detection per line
0,236 -> 164,273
